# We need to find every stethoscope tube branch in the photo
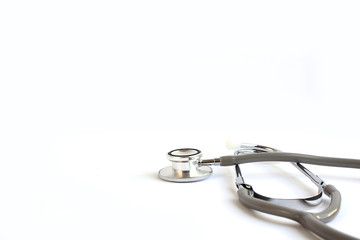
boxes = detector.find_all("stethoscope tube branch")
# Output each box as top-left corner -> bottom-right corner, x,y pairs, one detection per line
238,184 -> 359,240
229,151 -> 360,240
220,152 -> 360,169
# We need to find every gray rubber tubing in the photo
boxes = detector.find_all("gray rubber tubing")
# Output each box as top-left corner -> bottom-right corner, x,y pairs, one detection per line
220,152 -> 360,169
238,184 -> 359,240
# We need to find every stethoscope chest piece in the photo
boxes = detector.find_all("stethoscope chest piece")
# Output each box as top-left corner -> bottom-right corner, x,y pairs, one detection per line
158,148 -> 212,183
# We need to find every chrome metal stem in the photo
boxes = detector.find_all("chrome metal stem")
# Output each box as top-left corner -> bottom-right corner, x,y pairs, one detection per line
291,162 -> 326,188
199,158 -> 221,166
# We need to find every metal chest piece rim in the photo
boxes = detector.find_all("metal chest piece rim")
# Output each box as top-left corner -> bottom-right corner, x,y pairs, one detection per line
158,148 -> 213,183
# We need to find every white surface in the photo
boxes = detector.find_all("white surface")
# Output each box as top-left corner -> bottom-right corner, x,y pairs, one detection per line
1,0 -> 360,239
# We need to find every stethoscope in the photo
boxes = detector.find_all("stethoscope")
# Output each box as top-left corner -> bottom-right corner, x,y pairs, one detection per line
158,143 -> 360,240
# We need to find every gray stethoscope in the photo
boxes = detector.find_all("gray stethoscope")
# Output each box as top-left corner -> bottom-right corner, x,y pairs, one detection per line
158,143 -> 360,240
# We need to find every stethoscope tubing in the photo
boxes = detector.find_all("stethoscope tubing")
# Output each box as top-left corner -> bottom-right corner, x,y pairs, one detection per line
228,152 -> 360,240
238,184 -> 358,240
221,152 -> 360,169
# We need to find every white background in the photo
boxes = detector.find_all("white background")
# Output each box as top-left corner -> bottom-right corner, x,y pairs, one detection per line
1,0 -> 360,239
